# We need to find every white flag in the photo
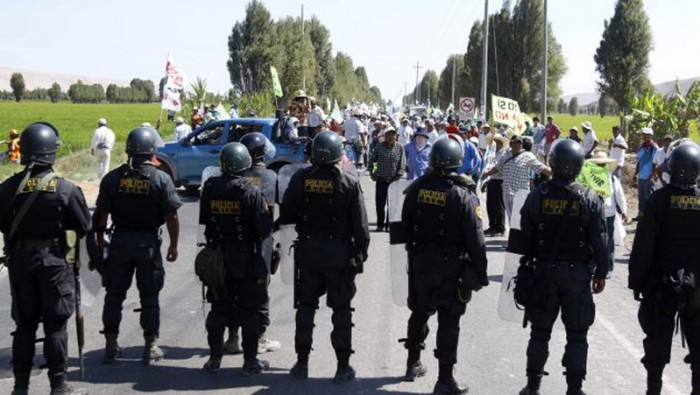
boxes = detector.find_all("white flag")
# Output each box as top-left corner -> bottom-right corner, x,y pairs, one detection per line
161,55 -> 187,112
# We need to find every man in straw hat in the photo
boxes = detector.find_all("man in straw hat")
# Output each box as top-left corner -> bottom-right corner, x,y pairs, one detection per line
289,90 -> 310,135
172,117 -> 192,141
481,133 -> 510,236
581,121 -> 598,159
587,149 -> 628,277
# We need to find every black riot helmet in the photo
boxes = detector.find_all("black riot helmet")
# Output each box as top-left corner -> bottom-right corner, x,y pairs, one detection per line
548,139 -> 584,181
220,142 -> 252,175
239,132 -> 267,161
668,142 -> 700,188
20,122 -> 61,166
125,127 -> 158,156
430,137 -> 464,171
311,131 -> 344,165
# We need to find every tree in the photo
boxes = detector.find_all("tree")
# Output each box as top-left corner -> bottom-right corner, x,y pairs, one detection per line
306,17 -> 335,97
274,16 -> 318,104
437,54 -> 464,108
594,0 -> 652,119
557,98 -> 567,113
10,73 -> 25,102
420,70 -> 439,106
568,97 -> 579,116
227,0 -> 277,93
48,82 -> 61,103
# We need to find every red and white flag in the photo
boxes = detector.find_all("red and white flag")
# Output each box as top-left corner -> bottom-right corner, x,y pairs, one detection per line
161,54 -> 186,112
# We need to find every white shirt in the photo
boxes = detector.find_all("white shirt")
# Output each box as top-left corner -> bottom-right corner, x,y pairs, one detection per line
343,118 -> 363,141
307,107 -> 326,128
397,125 -> 413,146
582,130 -> 598,154
603,174 -> 628,218
91,126 -> 115,150
173,123 -> 192,141
478,130 -> 489,150
653,147 -> 671,186
229,108 -> 239,119
609,134 -> 628,167
427,129 -> 439,143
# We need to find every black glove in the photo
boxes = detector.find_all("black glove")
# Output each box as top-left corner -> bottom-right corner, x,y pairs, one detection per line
270,243 -> 281,275
349,257 -> 364,274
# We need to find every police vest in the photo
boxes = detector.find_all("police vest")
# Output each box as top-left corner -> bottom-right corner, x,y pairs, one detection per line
206,176 -> 256,244
409,177 -> 464,247
655,187 -> 700,270
244,164 -> 277,205
112,165 -> 165,233
11,174 -> 65,240
297,166 -> 350,239
534,182 -> 590,262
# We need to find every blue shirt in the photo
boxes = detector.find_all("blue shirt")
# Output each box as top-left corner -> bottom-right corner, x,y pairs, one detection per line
532,124 -> 546,144
405,141 -> 432,180
458,141 -> 482,176
637,143 -> 658,180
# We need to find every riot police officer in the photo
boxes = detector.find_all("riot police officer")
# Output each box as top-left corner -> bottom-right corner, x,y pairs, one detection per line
280,131 -> 370,384
399,137 -> 488,395
221,132 -> 281,356
0,122 -> 91,395
94,127 -> 182,365
629,142 -> 700,395
508,139 -> 607,395
199,142 -> 273,375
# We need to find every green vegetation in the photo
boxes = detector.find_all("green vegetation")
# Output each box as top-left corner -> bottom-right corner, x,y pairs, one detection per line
0,101 -> 161,155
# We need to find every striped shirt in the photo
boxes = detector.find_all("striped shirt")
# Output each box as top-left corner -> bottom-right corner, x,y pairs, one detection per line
496,150 -> 546,195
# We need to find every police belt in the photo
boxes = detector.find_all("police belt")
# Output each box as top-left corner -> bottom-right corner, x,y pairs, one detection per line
535,257 -> 589,267
15,237 -> 63,251
298,231 -> 351,242
411,242 -> 465,253
113,226 -> 159,235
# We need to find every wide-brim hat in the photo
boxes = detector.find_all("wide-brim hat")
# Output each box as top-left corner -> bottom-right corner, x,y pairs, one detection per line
488,134 -> 509,146
581,121 -> 593,130
414,127 -> 429,137
294,89 -> 307,98
587,150 -> 618,172
175,117 -> 184,124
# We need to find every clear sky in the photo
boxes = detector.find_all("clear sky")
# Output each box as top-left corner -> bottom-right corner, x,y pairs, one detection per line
1,0 -> 698,101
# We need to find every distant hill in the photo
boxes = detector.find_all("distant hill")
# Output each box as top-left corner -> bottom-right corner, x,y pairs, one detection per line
563,77 -> 700,106
0,66 -> 130,91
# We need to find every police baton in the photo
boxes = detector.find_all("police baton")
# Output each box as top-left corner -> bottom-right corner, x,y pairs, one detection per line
65,231 -> 85,379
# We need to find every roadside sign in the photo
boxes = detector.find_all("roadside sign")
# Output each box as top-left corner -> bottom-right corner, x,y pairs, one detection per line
459,97 -> 475,118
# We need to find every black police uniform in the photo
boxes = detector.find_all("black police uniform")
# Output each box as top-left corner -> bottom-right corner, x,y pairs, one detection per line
629,185 -> 700,393
97,160 -> 182,339
242,162 -> 277,334
200,173 -> 272,365
509,178 -> 607,389
0,167 -> 91,391
279,164 -> 370,370
401,173 -> 488,381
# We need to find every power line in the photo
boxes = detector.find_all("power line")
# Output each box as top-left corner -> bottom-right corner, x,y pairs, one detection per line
413,62 -> 423,105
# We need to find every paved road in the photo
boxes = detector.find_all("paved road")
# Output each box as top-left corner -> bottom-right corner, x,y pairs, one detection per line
0,174 -> 692,394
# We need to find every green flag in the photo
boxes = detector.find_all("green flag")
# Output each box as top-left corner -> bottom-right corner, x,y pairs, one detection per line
576,161 -> 611,197
270,66 -> 283,98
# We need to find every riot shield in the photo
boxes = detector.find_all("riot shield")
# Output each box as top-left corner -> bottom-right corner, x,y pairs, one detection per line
79,233 -> 103,308
277,163 -> 310,204
497,252 -> 525,323
388,179 -> 413,306
201,165 -> 222,186
278,224 -> 297,285
245,167 -> 277,206
499,188 -> 529,323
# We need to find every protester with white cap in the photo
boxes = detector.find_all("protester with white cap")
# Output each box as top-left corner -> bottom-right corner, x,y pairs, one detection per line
306,96 -> 326,129
608,125 -> 628,178
172,116 -> 192,141
634,127 -> 659,219
581,121 -> 599,159
91,117 -> 115,179
587,149 -> 628,276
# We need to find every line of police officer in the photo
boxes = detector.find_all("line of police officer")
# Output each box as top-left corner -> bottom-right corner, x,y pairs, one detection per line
3,122 -> 700,395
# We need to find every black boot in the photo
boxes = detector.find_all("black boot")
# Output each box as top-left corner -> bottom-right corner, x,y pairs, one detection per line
645,364 -> 663,395
691,363 -> 700,395
49,385 -> 88,395
203,342 -> 223,374
432,377 -> 469,395
333,365 -> 356,384
565,374 -> 586,395
241,359 -> 269,377
518,371 -> 543,395
290,360 -> 309,379
405,361 -> 428,382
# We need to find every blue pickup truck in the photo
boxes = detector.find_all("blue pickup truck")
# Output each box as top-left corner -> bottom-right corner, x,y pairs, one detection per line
156,118 -> 309,191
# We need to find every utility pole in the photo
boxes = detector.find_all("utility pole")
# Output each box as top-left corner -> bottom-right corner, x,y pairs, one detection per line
480,0 -> 489,120
541,0 -> 548,123
413,62 -> 422,105
404,81 -> 407,106
301,4 -> 306,91
451,55 -> 456,108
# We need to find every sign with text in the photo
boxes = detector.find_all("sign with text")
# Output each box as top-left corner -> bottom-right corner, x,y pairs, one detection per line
491,95 -> 521,128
